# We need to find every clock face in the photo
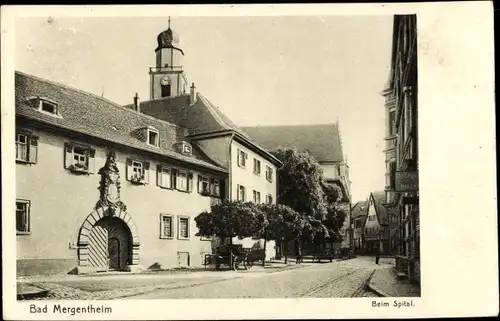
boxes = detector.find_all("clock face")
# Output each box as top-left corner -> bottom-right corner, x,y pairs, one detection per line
160,77 -> 170,85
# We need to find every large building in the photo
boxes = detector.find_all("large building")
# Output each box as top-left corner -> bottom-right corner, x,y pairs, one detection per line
240,123 -> 352,250
15,22 -> 281,276
381,15 -> 420,285
126,22 -> 283,258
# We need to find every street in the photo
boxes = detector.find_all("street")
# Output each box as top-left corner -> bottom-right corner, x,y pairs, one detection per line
124,257 -> 384,299
21,256 -> 390,300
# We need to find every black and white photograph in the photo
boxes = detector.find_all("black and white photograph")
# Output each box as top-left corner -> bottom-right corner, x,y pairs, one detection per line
1,3 -> 497,320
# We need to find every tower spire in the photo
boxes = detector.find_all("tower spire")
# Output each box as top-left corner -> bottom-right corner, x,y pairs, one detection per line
168,16 -> 171,29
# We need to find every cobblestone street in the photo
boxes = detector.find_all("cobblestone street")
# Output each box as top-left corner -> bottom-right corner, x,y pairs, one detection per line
20,257 -> 389,300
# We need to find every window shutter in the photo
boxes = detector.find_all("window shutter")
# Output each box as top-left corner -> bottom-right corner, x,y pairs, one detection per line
28,136 -> 38,163
88,148 -> 96,174
197,174 -> 201,193
64,143 -> 73,169
157,165 -> 163,187
126,158 -> 133,180
219,179 -> 226,199
171,169 -> 177,189
236,149 -> 240,165
187,172 -> 193,192
143,162 -> 150,184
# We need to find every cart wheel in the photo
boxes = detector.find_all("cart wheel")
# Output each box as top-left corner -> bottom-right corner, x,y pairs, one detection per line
244,257 -> 253,270
232,258 -> 240,271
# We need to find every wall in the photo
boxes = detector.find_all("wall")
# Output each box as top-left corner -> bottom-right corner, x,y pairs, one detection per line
151,71 -> 186,100
194,136 -> 232,169
229,139 -> 278,260
16,126 -> 223,275
363,197 -> 381,241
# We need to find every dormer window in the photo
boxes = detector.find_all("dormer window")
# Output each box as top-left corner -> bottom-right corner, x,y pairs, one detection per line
41,101 -> 57,114
27,96 -> 61,117
147,127 -> 159,147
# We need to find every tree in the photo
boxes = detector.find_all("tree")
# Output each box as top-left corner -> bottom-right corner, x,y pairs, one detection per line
194,200 -> 262,243
270,147 -> 327,220
320,182 -> 348,253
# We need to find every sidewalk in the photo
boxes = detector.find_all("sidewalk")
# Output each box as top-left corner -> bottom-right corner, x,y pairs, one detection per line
368,266 -> 421,297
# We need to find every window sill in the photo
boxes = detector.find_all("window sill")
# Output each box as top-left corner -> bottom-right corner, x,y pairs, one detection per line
130,179 -> 148,185
158,185 -> 174,190
16,159 -> 36,165
67,166 -> 92,175
17,232 -> 31,236
200,237 -> 212,241
176,188 -> 191,193
160,236 -> 174,240
253,172 -> 261,176
178,237 -> 190,241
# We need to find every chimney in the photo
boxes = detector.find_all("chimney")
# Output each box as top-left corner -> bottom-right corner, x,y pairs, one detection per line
190,83 -> 197,104
133,93 -> 140,112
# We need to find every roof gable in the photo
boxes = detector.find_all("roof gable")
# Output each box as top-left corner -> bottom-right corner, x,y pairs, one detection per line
370,191 -> 389,225
15,71 -> 226,173
240,124 -> 344,163
351,200 -> 368,218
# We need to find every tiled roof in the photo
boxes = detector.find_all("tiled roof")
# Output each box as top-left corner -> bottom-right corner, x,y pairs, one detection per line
133,93 -> 250,138
371,191 -> 389,225
351,201 -> 368,219
240,124 -> 344,163
15,71 -> 227,173
133,93 -> 282,166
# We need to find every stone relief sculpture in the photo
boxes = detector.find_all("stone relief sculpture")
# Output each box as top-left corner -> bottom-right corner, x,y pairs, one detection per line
95,150 -> 127,214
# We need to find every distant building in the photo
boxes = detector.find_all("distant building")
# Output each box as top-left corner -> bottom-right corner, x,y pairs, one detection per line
240,123 -> 352,250
381,15 -> 420,285
350,201 -> 368,253
362,192 -> 389,254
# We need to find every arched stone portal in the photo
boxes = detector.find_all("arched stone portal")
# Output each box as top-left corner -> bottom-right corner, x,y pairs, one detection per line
77,206 -> 140,274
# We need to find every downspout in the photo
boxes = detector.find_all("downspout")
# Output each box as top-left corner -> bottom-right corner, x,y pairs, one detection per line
228,132 -> 235,201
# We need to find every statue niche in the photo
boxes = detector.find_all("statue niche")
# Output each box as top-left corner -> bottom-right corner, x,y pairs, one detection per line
95,150 -> 127,215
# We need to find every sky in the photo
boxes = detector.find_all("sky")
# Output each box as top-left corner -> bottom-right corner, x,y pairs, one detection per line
15,15 -> 393,203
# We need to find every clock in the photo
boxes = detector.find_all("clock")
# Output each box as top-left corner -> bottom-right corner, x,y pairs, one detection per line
160,77 -> 171,86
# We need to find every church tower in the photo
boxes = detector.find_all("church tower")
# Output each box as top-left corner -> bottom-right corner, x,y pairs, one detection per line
149,18 -> 188,100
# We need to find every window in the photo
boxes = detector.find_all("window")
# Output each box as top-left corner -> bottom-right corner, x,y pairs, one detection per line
253,158 -> 261,175
177,171 -> 188,191
389,161 -> 396,189
266,194 -> 273,205
157,165 -> 173,189
16,200 -> 30,234
147,129 -> 159,147
253,190 -> 261,203
178,217 -> 190,239
336,166 -> 341,177
41,101 -> 57,114
16,132 -> 38,163
161,84 -> 171,98
237,184 -> 246,201
126,158 -> 150,184
211,179 -> 220,197
160,214 -> 173,238
182,143 -> 192,155
389,110 -> 396,135
198,176 -> 210,195
64,143 -> 96,174
266,166 -> 273,182
237,149 -> 247,168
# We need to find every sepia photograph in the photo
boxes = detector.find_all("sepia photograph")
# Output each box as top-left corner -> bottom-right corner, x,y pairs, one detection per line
2,2 -> 497,320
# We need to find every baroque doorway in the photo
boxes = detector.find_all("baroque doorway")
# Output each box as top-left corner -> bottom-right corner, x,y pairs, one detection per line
87,216 -> 132,271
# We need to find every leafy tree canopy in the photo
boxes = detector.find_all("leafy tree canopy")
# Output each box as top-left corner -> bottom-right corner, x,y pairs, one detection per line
271,147 -> 327,220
